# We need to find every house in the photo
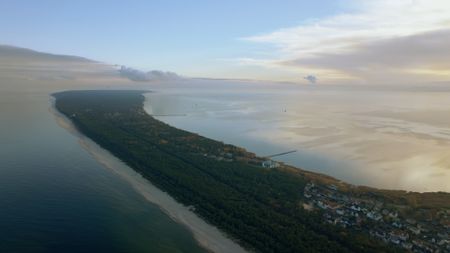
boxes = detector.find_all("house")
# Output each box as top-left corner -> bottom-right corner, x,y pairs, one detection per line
390,237 -> 400,245
402,242 -> 413,250
438,239 -> 448,246
372,230 -> 386,238
305,182 -> 315,189
317,201 -> 328,210
367,211 -> 382,221
388,211 -> 398,218
327,184 -> 338,191
390,230 -> 409,241
261,160 -> 279,168
326,200 -> 341,210
350,204 -> 361,212
392,221 -> 403,228
407,225 -> 421,235
349,211 -> 359,217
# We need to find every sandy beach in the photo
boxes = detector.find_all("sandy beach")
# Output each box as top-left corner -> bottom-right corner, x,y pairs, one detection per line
49,97 -> 248,253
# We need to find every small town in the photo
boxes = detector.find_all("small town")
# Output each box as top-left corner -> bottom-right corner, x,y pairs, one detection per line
195,144 -> 450,252
196,145 -> 450,252
303,182 -> 450,253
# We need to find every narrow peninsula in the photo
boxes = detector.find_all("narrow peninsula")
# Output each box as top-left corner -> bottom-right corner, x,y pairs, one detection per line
53,90 -> 450,253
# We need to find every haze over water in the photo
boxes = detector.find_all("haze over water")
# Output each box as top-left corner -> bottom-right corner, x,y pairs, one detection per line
145,81 -> 450,192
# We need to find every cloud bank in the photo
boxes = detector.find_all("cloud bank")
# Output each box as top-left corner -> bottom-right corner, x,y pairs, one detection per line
119,66 -> 182,82
241,0 -> 450,84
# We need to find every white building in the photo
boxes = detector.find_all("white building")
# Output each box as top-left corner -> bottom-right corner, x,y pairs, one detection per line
261,160 -> 279,168
367,211 -> 382,221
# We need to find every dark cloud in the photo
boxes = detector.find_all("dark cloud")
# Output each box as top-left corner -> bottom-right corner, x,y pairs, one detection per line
304,75 -> 317,84
119,66 -> 182,82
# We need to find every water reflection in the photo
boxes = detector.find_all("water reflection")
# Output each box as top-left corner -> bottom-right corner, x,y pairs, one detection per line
144,85 -> 450,192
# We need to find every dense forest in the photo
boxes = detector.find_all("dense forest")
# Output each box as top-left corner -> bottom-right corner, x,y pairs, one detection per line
53,90 -> 401,253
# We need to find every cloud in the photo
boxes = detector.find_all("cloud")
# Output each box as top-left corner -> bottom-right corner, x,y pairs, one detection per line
283,29 -> 450,83
304,75 -> 317,84
118,66 -> 182,82
240,0 -> 450,84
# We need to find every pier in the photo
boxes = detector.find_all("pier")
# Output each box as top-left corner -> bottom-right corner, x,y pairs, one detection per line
264,150 -> 297,158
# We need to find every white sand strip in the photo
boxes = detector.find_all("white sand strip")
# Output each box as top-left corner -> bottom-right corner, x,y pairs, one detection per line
49,98 -> 248,253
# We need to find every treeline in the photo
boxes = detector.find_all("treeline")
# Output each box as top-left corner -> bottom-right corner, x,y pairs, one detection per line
53,90 -> 401,253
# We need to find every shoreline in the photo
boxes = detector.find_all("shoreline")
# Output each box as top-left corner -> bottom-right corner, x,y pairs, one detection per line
50,90 -> 450,252
49,97 -> 248,253
142,91 -> 450,193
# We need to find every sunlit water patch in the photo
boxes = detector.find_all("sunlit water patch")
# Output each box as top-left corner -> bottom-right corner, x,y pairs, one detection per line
144,84 -> 450,192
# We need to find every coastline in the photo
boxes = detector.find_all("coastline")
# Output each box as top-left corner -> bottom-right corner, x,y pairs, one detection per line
49,97 -> 248,253
50,90 -> 450,252
142,90 -> 450,193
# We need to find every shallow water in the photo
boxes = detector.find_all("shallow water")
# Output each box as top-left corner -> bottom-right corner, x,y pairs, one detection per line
144,82 -> 450,192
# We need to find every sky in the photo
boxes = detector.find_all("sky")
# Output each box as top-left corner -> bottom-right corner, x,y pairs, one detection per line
1,0 -> 450,84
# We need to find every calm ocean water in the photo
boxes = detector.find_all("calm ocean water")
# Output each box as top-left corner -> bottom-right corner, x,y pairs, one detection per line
0,90 -> 206,252
144,83 -> 450,192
